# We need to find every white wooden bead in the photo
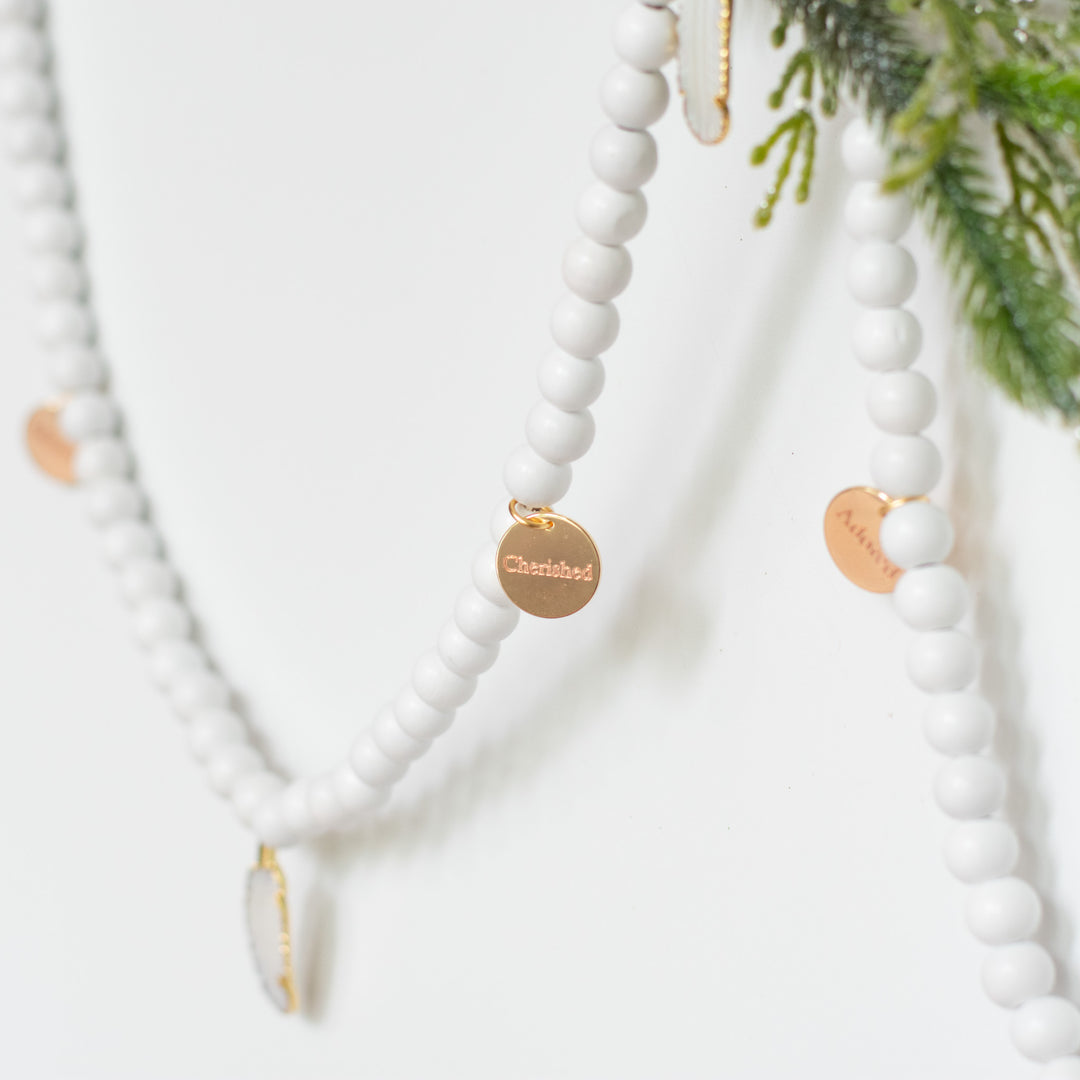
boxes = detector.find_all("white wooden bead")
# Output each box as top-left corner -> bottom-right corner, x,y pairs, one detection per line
393,686 -> 454,739
982,943 -> 1056,1008
75,435 -> 132,481
231,772 -> 284,828
1012,999 -> 1080,1063
148,639 -> 208,689
454,585 -> 520,645
171,669 -> 230,717
471,542 -> 514,608
589,125 -> 657,192
550,294 -> 619,358
844,181 -> 913,241
6,114 -> 58,159
60,391 -> 119,440
944,820 -> 1020,883
923,693 -> 995,756
841,119 -> 890,181
206,744 -> 264,796
966,877 -> 1042,945
119,558 -> 179,604
437,619 -> 499,677
599,64 -> 669,130
893,564 -> 968,630
14,160 -> 68,206
1044,1057 -> 1080,1079
82,477 -> 145,526
0,69 -> 51,114
253,798 -> 300,849
870,434 -> 942,496
933,756 -> 1006,819
866,370 -> 936,434
102,519 -> 160,565
503,444 -> 572,507
525,400 -> 596,464
133,597 -> 192,648
907,629 -> 978,692
0,24 -> 46,69
576,182 -> 647,245
273,779 -> 316,838
24,205 -> 80,252
613,2 -> 676,70
38,298 -> 93,347
851,308 -> 922,370
847,242 -> 917,307
349,732 -> 408,787
308,773 -> 348,831
561,236 -> 632,302
31,253 -> 86,299
412,649 -> 478,711
48,347 -> 105,390
0,0 -> 44,22
186,708 -> 247,763
880,501 -> 954,568
331,762 -> 389,816
371,705 -> 431,763
537,350 -> 605,410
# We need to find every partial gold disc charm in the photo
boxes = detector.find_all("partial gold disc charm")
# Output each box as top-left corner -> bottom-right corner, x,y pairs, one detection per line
245,846 -> 299,1014
26,403 -> 75,484
497,503 -> 600,618
824,487 -> 904,594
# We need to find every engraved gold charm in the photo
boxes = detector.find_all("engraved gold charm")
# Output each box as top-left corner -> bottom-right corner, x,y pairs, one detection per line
497,502 -> 600,618
26,402 -> 76,484
245,845 -> 299,1014
824,487 -> 906,594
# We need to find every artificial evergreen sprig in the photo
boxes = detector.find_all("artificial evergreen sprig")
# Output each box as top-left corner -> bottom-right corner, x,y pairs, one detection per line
754,0 -> 1080,425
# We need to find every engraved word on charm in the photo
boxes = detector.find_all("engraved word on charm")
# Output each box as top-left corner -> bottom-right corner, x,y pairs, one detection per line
824,486 -> 906,594
26,402 -> 76,483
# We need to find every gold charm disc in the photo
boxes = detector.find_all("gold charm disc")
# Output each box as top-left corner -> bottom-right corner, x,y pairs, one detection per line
26,403 -> 76,484
497,506 -> 600,618
824,487 -> 904,594
245,845 -> 299,1014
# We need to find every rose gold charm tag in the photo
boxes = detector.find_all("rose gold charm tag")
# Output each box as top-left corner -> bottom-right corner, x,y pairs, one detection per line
26,403 -> 76,484
824,487 -> 904,594
497,502 -> 600,618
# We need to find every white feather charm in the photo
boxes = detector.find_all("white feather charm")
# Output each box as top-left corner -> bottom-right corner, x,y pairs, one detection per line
678,0 -> 733,144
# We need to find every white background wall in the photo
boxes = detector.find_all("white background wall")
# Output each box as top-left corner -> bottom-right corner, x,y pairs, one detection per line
2,2 -> 1079,1077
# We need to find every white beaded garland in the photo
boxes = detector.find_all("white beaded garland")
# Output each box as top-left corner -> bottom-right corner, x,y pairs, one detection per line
589,125 -> 657,192
186,708 -> 247,763
1011,998 -> 1080,1063
13,159 -> 67,205
371,705 -> 431,764
470,541 -> 513,608
348,732 -> 408,787
870,434 -> 942,497
847,242 -> 916,308
933,755 -> 1006,819
437,619 -> 499,678
171,669 -> 231,717
612,2 -> 676,71
537,350 -> 605,410
906,628 -> 978,693
74,437 -> 134,481
525,400 -> 596,464
119,557 -> 179,604
503,444 -> 572,508
851,308 -> 922,371
453,586 -> 520,645
879,501 -> 954,569
965,876 -> 1043,945
147,639 -> 208,689
983,942 -> 1056,1008
561,235 -> 632,303
412,650 -> 477,711
82,477 -> 144,526
0,68 -> 51,113
31,253 -> 86,299
60,391 -> 119,440
37,298 -> 93,346
922,693 -> 995,756
0,0 -> 44,24
943,820 -> 1020,883
206,743 -> 265,797
550,294 -> 620,358
132,597 -> 192,648
841,119 -> 890,181
0,24 -> 47,69
892,563 -> 968,631
252,798 -> 298,849
308,773 -> 349,831
599,63 -> 669,130
331,762 -> 389,817
24,205 -> 80,252
6,113 -> 58,159
866,370 -> 936,434
231,772 -> 284,828
48,346 -> 105,390
575,182 -> 647,246
393,686 -> 454,740
844,181 -> 914,242
102,519 -> 160,566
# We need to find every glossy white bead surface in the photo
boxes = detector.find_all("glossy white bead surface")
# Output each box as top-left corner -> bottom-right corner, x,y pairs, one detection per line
866,370 -> 936,434
841,119 -> 890,181
102,520 -> 160,565
331,762 -> 388,817
82,477 -> 144,526
14,159 -> 67,205
471,542 -> 513,608
371,705 -> 431,763
252,799 -> 299,849
0,24 -> 46,69
74,436 -> 132,480
906,629 -> 978,692
561,236 -> 632,303
589,125 -> 657,192
412,650 -> 477,711
206,743 -> 264,796
847,242 -> 916,308
148,639 -> 208,689
60,392 -> 118,440
186,708 -> 247,763
503,444 -> 572,508
550,294 -> 619,358
966,877 -> 1042,945
933,756 -> 1006,819
893,564 -> 968,631
613,2 -> 676,71
132,597 -> 192,648
0,70 -> 50,116
1011,998 -> 1080,1062
844,181 -> 913,241
6,113 -> 57,159
119,557 -> 179,604
349,732 -> 408,787
576,182 -> 647,245
31,253 -> 86,299
982,943 -> 1056,1008
923,692 -> 995,756
171,669 -> 230,717
880,501 -> 954,569
943,820 -> 1020,883
454,586 -> 520,645
525,400 -> 595,464
308,773 -> 348,831
599,64 -> 669,130
393,686 -> 454,739
537,351 -> 605,410
851,308 -> 922,371
437,620 -> 499,677
38,298 -> 93,347
232,774 -> 284,830
24,205 -> 79,252
870,434 -> 942,497
48,346 -> 105,390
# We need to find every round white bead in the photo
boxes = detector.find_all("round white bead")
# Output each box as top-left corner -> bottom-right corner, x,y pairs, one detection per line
880,501 -> 954,569
171,669 -> 230,717
38,299 -> 93,347
331,762 -> 389,817
231,772 -> 284,828
102,520 -> 160,566
0,24 -> 46,69
848,242 -> 917,308
893,564 -> 968,631
851,308 -> 922,371
186,707 -> 247,763
119,557 -> 179,604
561,236 -> 632,303
14,160 -> 68,206
24,206 -> 80,252
454,585 -> 520,645
74,436 -> 132,481
31,254 -> 87,300
944,820 -> 1020,883
206,743 -> 264,796
841,119 -> 890,181
393,686 -> 454,739
525,401 -> 595,465
412,650 -> 477,711
589,125 -> 657,192
371,705 -> 432,763
870,434 -> 942,497
60,392 -> 119,441
6,114 -> 59,160
48,347 -> 106,390
599,63 -> 669,130
503,444 -> 572,508
132,597 -> 191,648
537,351 -> 605,411
982,943 -> 1056,1008
471,541 -> 513,608
1012,998 -> 1080,1063
844,181 -> 914,241
576,182 -> 647,246
923,692 -> 995,756
148,639 -> 208,689
906,629 -> 978,692
0,69 -> 51,114
550,294 -> 619,358
276,780 -> 317,837
307,773 -> 349,832
82,477 -> 145,526
613,2 -> 676,70
966,877 -> 1042,945
437,619 -> 499,677
866,370 -> 936,434
252,798 -> 300,849
1043,1058 -> 1080,1079
933,756 -> 1006,819
349,732 -> 408,787
0,0 -> 44,23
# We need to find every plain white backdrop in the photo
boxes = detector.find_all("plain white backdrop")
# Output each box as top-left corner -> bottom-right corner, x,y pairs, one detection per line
2,2 -> 1079,1078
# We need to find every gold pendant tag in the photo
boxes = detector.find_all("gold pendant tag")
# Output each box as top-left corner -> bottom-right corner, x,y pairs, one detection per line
823,487 -> 904,594
497,502 -> 600,618
26,403 -> 76,484
245,846 -> 299,1014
